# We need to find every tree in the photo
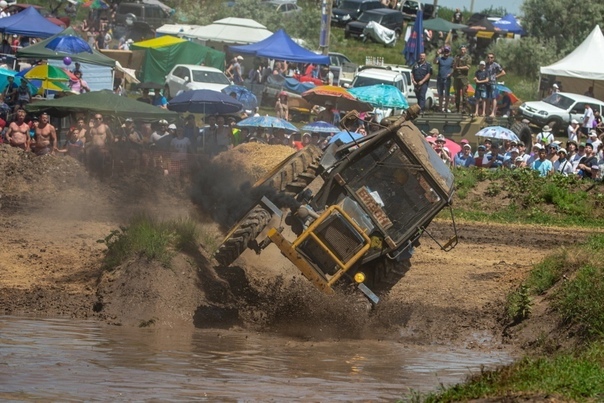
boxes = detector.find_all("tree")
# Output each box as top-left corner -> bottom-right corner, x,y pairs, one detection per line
522,0 -> 604,54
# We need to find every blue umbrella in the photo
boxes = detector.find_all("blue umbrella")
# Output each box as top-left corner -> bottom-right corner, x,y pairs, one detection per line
328,131 -> 364,145
45,35 -> 93,54
348,84 -> 409,109
237,115 -> 299,133
167,89 -> 243,114
403,10 -> 424,66
301,120 -> 339,133
221,85 -> 258,113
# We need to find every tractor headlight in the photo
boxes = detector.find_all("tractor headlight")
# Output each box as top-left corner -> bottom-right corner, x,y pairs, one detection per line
354,272 -> 366,283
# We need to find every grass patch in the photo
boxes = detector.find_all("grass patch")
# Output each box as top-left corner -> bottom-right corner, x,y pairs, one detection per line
99,214 -> 200,270
420,343 -> 604,402
417,234 -> 604,402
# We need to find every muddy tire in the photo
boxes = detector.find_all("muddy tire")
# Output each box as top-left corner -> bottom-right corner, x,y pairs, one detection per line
214,205 -> 272,267
214,146 -> 322,266
363,257 -> 412,296
510,121 -> 532,149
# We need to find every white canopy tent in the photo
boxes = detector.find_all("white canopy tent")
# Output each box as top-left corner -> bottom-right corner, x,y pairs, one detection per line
540,25 -> 604,99
186,18 -> 273,45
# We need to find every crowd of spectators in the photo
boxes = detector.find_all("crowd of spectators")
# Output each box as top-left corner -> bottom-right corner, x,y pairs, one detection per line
429,125 -> 604,181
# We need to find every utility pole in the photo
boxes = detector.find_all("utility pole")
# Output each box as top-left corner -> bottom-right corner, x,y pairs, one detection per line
470,0 -> 475,13
320,0 -> 333,55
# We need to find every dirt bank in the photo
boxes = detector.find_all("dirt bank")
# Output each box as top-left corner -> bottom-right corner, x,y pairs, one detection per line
0,144 -> 591,351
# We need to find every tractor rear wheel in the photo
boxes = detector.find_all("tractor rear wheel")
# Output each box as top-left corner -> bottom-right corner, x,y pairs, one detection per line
214,146 -> 322,266
511,120 -> 532,149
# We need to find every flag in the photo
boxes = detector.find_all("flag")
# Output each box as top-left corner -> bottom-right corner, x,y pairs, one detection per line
403,10 -> 424,66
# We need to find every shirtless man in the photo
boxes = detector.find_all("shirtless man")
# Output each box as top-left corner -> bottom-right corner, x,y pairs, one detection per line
89,113 -> 113,148
87,113 -> 113,170
33,112 -> 58,155
5,108 -> 30,151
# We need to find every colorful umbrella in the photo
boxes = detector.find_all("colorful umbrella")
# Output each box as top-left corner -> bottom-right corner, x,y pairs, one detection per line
475,126 -> 520,142
348,84 -> 409,109
301,120 -> 339,133
301,85 -> 373,112
29,79 -> 71,93
167,89 -> 243,114
81,0 -> 109,9
45,35 -> 93,54
23,65 -> 70,81
237,115 -> 299,133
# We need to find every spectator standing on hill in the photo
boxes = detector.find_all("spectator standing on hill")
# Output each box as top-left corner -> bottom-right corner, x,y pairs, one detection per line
452,8 -> 462,23
5,108 -> 30,151
553,148 -> 574,176
434,46 -> 454,112
485,53 -> 505,117
577,143 -> 598,179
531,147 -> 553,177
411,53 -> 432,111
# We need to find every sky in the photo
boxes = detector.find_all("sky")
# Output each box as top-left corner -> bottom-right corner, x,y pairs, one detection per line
436,0 -> 522,15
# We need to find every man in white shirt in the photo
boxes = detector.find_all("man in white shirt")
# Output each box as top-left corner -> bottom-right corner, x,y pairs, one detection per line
567,119 -> 580,142
582,103 -> 595,138
535,125 -> 554,146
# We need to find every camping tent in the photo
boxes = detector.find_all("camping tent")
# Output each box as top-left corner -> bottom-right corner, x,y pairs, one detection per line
26,90 -> 177,120
0,6 -> 63,38
187,18 -> 273,45
131,35 -> 225,84
493,14 -> 526,35
462,16 -> 503,39
17,27 -> 117,91
156,24 -> 200,37
229,29 -> 329,65
540,25 -> 604,98
422,17 -> 466,33
17,27 -> 116,67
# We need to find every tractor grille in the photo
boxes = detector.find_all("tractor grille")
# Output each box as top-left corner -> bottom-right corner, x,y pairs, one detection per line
299,212 -> 365,275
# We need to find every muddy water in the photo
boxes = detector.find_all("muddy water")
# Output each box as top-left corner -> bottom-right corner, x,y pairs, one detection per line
0,316 -> 512,401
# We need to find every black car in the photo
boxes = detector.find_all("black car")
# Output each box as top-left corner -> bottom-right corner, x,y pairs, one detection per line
345,9 -> 404,39
331,0 -> 385,26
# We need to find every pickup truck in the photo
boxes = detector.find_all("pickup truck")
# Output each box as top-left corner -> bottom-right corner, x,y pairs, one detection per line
350,65 -> 435,111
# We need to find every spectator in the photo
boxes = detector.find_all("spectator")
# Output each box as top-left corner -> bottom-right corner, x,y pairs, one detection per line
474,144 -> 488,167
454,143 -> 475,167
69,71 -> 90,94
531,147 -> 553,177
150,119 -> 171,150
137,88 -> 152,104
2,75 -> 17,108
58,126 -> 85,161
553,148 -> 574,176
215,116 -> 231,153
503,147 -> 519,168
485,53 -> 505,117
535,125 -> 554,146
434,134 -> 452,166
588,130 -> 602,150
473,61 -> 488,116
170,126 -> 192,170
226,55 -> 244,85
546,143 -> 560,163
513,155 -> 525,169
517,141 -> 530,164
14,79 -> 30,111
275,91 -> 288,121
498,91 -> 512,116
434,45 -> 454,112
582,104 -> 594,138
183,114 -> 199,144
526,143 -> 542,166
570,142 -> 585,172
33,112 -> 58,156
5,108 -> 30,151
577,143 -> 598,179
567,119 -> 580,142
411,52 -> 432,111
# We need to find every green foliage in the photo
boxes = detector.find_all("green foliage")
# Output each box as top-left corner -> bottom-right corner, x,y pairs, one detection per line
525,253 -> 568,295
98,214 -> 200,269
450,167 -> 477,199
488,37 -> 561,80
506,284 -> 533,323
557,264 -> 604,338
478,6 -> 509,17
521,0 -> 604,55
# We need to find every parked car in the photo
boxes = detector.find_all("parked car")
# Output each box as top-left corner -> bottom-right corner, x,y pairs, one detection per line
345,8 -> 404,40
331,0 -> 385,26
262,0 -> 302,15
164,65 -> 232,99
518,92 -> 604,134
398,0 -> 437,20
115,2 -> 172,40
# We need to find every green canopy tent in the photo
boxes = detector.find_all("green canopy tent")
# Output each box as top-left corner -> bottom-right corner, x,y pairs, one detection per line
422,18 -> 467,33
16,27 -> 116,67
26,90 -> 178,121
130,35 -> 225,85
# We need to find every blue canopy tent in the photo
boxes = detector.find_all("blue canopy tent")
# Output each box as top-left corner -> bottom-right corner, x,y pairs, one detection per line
229,29 -> 330,65
0,7 -> 63,38
493,14 -> 526,35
